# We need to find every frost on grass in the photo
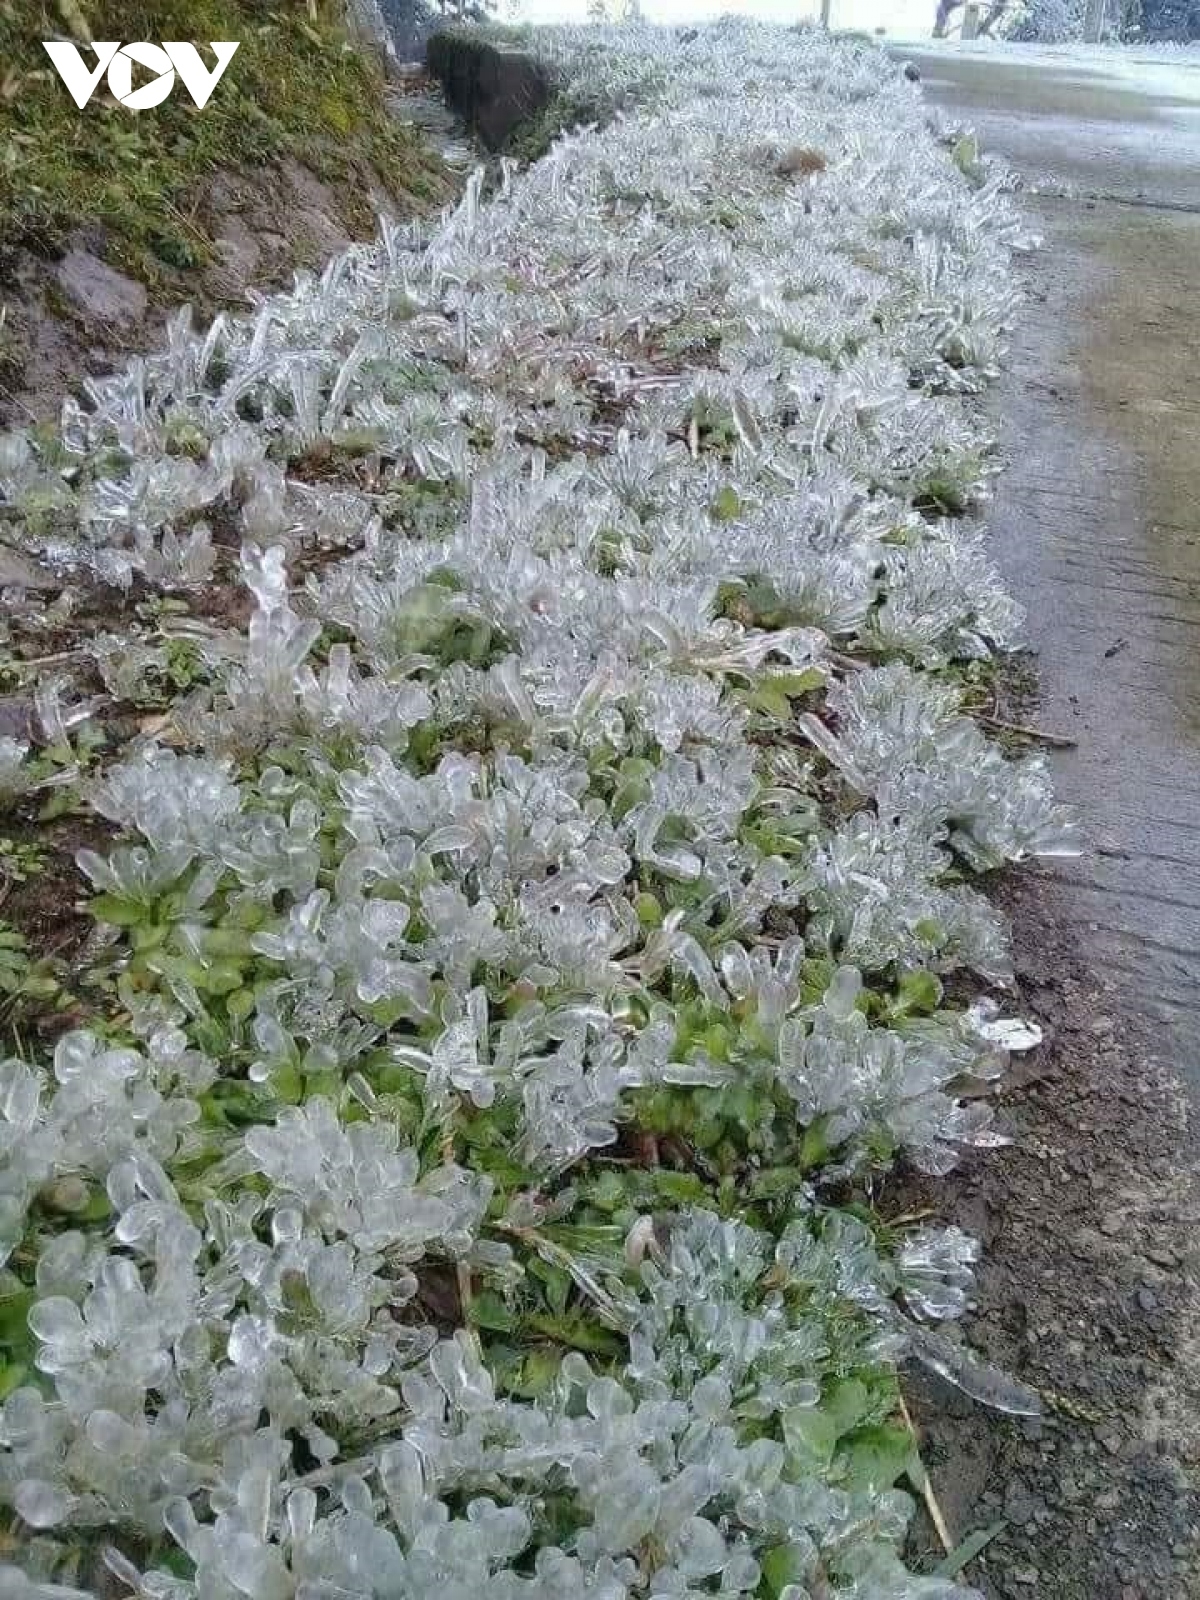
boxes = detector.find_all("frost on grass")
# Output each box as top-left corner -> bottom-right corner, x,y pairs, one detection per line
0,22 -> 1073,1600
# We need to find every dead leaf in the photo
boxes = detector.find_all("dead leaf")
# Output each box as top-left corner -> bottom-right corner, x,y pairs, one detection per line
778,146 -> 828,178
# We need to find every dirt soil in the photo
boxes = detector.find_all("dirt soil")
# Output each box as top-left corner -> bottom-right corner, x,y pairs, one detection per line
2,152 -> 408,430
889,43 -> 1200,1598
898,868 -> 1200,1597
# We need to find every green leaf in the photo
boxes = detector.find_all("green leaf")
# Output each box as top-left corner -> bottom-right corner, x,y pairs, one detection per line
782,1404 -> 838,1469
0,1359 -> 28,1400
835,1422 -> 914,1493
91,894 -> 145,928
823,1377 -> 871,1435
799,1117 -> 831,1171
0,1289 -> 35,1348
585,1170 -> 628,1214
710,484 -> 742,522
750,683 -> 792,720
634,891 -> 664,929
79,1190 -> 113,1224
769,666 -> 827,697
935,1520 -> 1007,1578
951,133 -> 981,180
193,960 -> 243,997
895,969 -> 943,1016
226,987 -> 257,1023
528,1258 -> 572,1317
799,958 -> 836,1004
650,1170 -> 709,1206
525,1311 -> 621,1356
748,667 -> 826,721
761,1542 -> 808,1597
749,1165 -> 804,1201
511,1346 -> 562,1399
469,1290 -> 515,1333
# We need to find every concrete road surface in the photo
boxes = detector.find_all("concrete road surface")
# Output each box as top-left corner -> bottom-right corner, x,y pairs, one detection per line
898,43 -> 1200,1089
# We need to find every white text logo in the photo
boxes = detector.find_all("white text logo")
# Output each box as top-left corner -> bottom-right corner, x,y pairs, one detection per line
41,42 -> 240,111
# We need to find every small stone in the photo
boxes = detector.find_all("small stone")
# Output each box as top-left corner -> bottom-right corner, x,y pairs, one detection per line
56,249 -> 147,326
903,60 -> 921,80
0,549 -> 57,592
1005,1484 -> 1039,1527
1136,1286 -> 1158,1313
1011,1570 -> 1040,1587
1145,1244 -> 1178,1269
204,216 -> 264,300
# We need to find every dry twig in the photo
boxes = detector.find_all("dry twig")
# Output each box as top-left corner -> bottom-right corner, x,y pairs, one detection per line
898,1391 -> 955,1556
979,713 -> 1077,749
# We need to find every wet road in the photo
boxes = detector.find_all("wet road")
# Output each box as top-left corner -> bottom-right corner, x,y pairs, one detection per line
898,44 -> 1200,1086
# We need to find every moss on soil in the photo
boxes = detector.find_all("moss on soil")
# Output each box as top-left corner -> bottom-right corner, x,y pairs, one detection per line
0,0 -> 447,287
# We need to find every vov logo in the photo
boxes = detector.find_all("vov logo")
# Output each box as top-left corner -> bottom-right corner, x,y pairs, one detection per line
42,41 -> 240,111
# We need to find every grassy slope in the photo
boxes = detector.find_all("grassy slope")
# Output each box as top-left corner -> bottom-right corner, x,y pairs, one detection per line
0,0 -> 447,286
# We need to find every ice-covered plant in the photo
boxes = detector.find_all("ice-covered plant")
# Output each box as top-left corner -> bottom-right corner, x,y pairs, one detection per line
0,21 -> 1067,1598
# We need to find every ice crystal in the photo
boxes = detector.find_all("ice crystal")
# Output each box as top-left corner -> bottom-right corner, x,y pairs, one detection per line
0,739 -> 31,801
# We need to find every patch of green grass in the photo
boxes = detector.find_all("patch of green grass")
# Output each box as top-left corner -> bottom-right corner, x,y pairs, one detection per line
0,837 -> 47,883
0,305 -> 24,391
0,0 -> 447,287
